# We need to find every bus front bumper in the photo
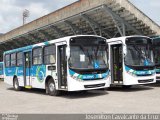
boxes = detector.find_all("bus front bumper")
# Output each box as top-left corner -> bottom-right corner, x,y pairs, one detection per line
156,73 -> 160,81
124,74 -> 156,85
67,77 -> 110,91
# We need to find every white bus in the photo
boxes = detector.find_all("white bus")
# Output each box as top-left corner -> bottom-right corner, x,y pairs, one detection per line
151,36 -> 160,81
107,36 -> 156,88
3,35 -> 110,96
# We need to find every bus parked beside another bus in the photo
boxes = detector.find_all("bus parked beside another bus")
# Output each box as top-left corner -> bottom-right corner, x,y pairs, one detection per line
151,36 -> 160,81
107,36 -> 156,88
3,35 -> 110,96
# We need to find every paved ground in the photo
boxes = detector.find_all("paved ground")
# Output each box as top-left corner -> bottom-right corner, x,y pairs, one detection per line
0,81 -> 160,114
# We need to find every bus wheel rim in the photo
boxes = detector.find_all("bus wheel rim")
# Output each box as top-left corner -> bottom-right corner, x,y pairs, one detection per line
49,83 -> 55,92
15,81 -> 18,89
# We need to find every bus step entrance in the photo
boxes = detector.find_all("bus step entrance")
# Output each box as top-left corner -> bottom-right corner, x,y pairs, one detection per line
59,87 -> 68,91
111,44 -> 123,84
25,85 -> 32,89
113,80 -> 123,84
57,45 -> 67,89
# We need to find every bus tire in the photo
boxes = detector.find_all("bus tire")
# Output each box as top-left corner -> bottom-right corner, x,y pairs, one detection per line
13,77 -> 22,91
48,79 -> 60,96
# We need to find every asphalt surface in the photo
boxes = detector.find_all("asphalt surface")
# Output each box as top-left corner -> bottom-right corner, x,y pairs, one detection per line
0,81 -> 160,113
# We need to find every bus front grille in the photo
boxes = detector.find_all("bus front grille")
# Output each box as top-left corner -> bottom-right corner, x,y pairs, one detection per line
136,74 -> 154,76
138,79 -> 154,83
84,83 -> 105,88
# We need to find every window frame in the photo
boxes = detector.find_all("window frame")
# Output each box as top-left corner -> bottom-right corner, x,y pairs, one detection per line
16,52 -> 23,67
10,53 -> 17,67
43,44 -> 56,65
0,64 -> 3,71
5,54 -> 11,67
32,47 -> 43,65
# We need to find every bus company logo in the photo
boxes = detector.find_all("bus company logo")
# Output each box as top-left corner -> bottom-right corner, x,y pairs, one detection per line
137,71 -> 146,74
83,75 -> 94,79
36,66 -> 45,83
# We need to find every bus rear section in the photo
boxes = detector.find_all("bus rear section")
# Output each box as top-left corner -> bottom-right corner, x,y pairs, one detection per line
108,36 -> 156,87
151,36 -> 160,82
3,35 -> 110,96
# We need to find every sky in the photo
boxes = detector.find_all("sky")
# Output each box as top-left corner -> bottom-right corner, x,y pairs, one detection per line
0,0 -> 160,34
130,0 -> 160,25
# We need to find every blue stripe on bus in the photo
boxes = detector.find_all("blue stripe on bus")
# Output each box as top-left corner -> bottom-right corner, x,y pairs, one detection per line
69,69 -> 109,80
5,65 -> 46,83
156,68 -> 160,73
0,62 -> 3,75
4,45 -> 33,54
125,66 -> 155,76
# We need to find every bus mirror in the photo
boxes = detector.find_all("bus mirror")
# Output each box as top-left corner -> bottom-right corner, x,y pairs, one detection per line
124,51 -> 127,56
66,47 -> 70,58
123,46 -> 127,56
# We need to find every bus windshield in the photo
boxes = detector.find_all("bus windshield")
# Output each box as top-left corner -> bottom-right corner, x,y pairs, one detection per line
125,37 -> 154,66
69,37 -> 108,70
152,37 -> 160,66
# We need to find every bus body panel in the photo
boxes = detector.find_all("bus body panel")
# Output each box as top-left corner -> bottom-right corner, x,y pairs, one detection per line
155,72 -> 160,81
67,76 -> 110,91
29,65 -> 46,89
3,35 -> 110,92
67,69 -> 110,91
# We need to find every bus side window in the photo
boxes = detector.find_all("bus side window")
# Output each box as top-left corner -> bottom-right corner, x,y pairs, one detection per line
17,52 -> 23,66
5,54 -> 10,67
43,45 -> 56,64
11,53 -> 16,67
0,65 -> 2,71
33,47 -> 42,65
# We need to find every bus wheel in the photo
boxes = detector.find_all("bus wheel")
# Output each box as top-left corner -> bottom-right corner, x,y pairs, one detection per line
122,85 -> 132,89
13,77 -> 22,91
48,79 -> 60,96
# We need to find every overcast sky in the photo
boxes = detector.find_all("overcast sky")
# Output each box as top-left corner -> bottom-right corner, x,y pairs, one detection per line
0,0 -> 160,33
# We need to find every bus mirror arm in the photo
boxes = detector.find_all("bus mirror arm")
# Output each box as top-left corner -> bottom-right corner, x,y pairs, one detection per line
124,57 -> 126,62
109,69 -> 111,76
66,47 -> 70,58
123,45 -> 127,57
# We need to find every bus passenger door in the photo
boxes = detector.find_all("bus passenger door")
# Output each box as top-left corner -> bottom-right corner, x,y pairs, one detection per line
110,44 -> 123,84
57,44 -> 67,89
24,52 -> 32,88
